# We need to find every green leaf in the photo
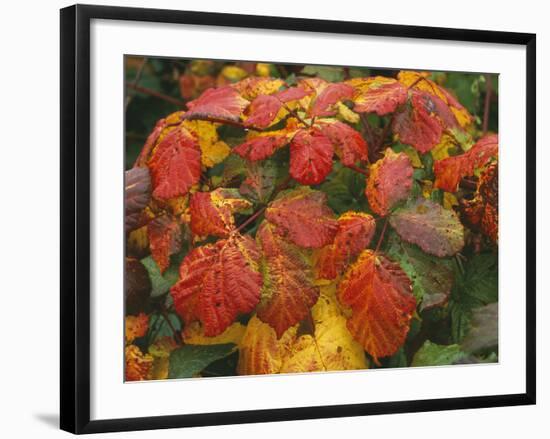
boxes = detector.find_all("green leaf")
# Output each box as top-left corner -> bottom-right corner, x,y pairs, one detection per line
461,303 -> 498,354
141,255 -> 180,297
239,160 -> 277,204
301,65 -> 344,82
318,165 -> 368,214
412,340 -> 465,367
462,253 -> 498,304
147,312 -> 182,343
168,344 -> 237,378
385,233 -> 454,310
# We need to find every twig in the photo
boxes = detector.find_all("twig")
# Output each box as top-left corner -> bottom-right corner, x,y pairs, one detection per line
345,163 -> 369,177
482,74 -> 493,134
126,83 -> 186,107
160,305 -> 183,345
374,217 -> 389,253
125,57 -> 148,111
235,207 -> 266,233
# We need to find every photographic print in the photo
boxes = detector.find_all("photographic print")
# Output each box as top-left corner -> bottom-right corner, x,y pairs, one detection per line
124,57 -> 499,382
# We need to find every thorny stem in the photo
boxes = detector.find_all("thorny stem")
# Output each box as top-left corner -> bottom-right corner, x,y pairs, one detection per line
282,102 -> 312,128
374,217 -> 389,254
482,73 -> 493,135
126,82 -> 186,107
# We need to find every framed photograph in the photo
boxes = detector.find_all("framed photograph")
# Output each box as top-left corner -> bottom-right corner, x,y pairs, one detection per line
60,4 -> 536,434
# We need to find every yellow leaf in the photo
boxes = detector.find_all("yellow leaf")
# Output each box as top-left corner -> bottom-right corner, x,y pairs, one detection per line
183,321 -> 246,345
127,224 -> 149,256
336,101 -> 360,124
431,133 -> 456,161
148,336 -> 178,380
256,63 -> 272,77
221,65 -> 248,82
125,344 -> 154,381
238,287 -> 368,375
397,144 -> 423,168
443,192 -> 459,210
182,120 -> 230,167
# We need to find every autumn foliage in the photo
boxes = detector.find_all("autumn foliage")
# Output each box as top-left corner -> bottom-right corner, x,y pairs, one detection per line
124,59 -> 499,380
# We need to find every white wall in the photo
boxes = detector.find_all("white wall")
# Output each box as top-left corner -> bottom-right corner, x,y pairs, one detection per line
0,0 -> 546,437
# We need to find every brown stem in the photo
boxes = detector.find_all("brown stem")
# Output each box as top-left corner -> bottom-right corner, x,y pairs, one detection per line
235,207 -> 266,233
482,74 -> 493,134
282,102 -> 311,128
374,217 -> 389,254
345,163 -> 370,177
125,57 -> 148,111
126,83 -> 186,107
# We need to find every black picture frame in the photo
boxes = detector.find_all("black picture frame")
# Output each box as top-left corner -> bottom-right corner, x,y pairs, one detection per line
60,4 -> 536,434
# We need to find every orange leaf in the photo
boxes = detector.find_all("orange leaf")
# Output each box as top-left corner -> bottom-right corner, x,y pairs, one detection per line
171,234 -> 262,336
266,187 -> 338,248
317,120 -> 368,166
434,134 -> 498,192
366,149 -> 414,216
347,76 -> 408,115
147,215 -> 182,273
125,313 -> 149,344
189,188 -> 252,238
147,127 -> 201,200
316,212 -> 376,280
125,344 -> 153,381
256,222 -> 320,338
186,86 -> 249,122
233,134 -> 290,161
392,89 -> 444,153
289,128 -> 334,185
338,250 -> 416,362
310,83 -> 354,117
460,162 -> 498,243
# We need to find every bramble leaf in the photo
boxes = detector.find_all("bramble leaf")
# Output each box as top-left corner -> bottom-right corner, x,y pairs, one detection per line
244,94 -> 283,129
239,160 -> 277,204
186,86 -> 249,122
256,222 -> 320,338
338,250 -> 416,362
392,90 -> 444,154
170,234 -> 263,336
147,215 -> 182,273
316,211 -> 376,280
412,340 -> 465,367
317,120 -> 368,166
366,148 -> 414,216
168,344 -> 237,378
434,134 -> 498,192
310,83 -> 354,117
189,188 -> 252,238
125,167 -> 151,232
289,128 -> 334,185
147,127 -> 201,200
461,303 -> 498,353
389,198 -> 464,257
347,76 -> 408,115
266,187 -> 338,248
182,120 -> 230,168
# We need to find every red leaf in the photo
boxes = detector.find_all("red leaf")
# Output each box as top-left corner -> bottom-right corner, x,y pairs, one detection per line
233,134 -> 290,161
190,188 -> 252,238
186,86 -> 249,122
266,187 -> 338,248
392,90 -> 444,154
316,212 -> 376,280
434,134 -> 498,192
317,120 -> 368,166
171,234 -> 263,336
244,94 -> 282,129
289,128 -> 334,185
338,250 -> 416,362
366,149 -> 414,216
147,215 -> 182,273
147,127 -> 201,200
256,222 -> 320,338
310,83 -> 354,117
275,86 -> 312,103
347,77 -> 408,115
